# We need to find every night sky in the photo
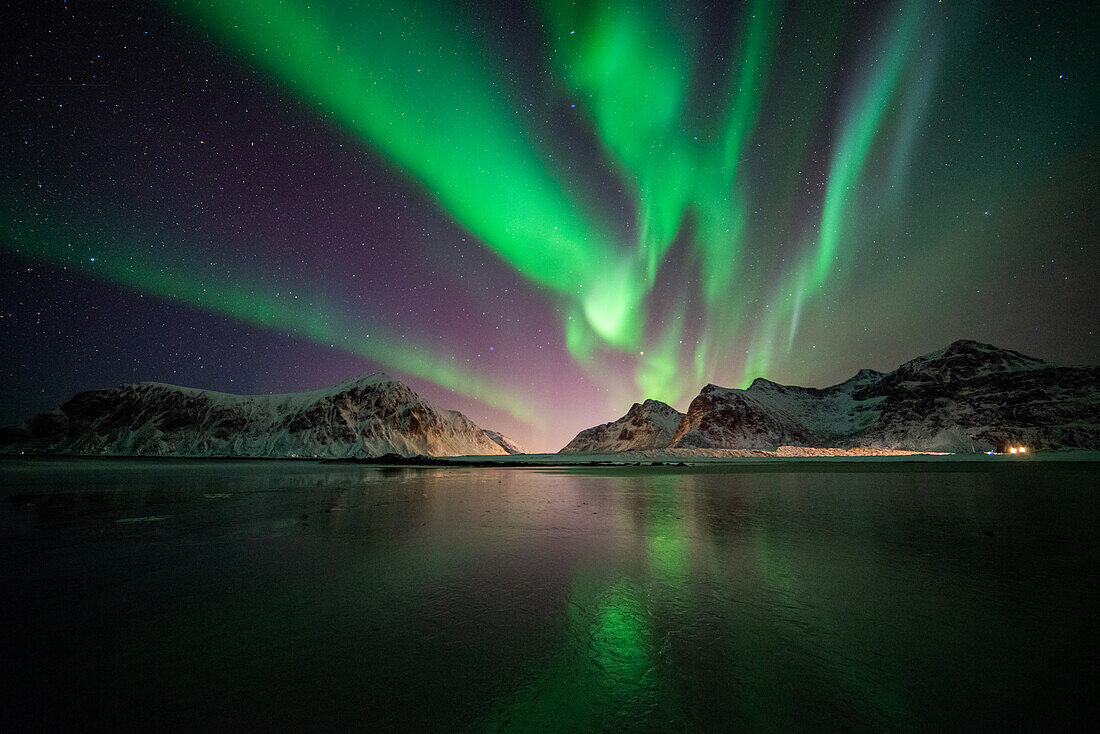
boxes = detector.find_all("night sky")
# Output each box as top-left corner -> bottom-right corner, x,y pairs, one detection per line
2,0 -> 1097,451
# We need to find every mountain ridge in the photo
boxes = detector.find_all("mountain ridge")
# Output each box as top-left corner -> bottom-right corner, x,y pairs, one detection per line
0,374 -> 517,458
562,340 -> 1099,452
560,398 -> 684,453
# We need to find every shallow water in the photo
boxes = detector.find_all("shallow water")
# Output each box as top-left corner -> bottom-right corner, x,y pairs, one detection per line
2,458 -> 1097,731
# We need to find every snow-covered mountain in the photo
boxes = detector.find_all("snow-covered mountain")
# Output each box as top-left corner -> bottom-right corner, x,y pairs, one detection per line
669,340 -> 1098,452
559,341 -> 1098,453
483,429 -> 525,455
0,374 -> 516,458
560,399 -> 684,453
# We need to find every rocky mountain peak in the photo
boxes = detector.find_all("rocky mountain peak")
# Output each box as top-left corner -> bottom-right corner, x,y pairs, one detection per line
1,374 -> 510,458
560,398 -> 685,453
747,377 -> 787,391
569,340 -> 1098,453
629,399 -> 681,416
894,340 -> 1046,383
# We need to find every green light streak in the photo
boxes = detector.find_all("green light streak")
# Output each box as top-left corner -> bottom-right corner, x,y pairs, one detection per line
542,0 -> 778,301
161,0 -> 936,408
168,0 -> 647,350
590,580 -> 650,686
539,0 -> 695,271
541,0 -> 780,395
1,211 -> 535,421
539,0 -> 697,357
742,0 -> 924,383
635,307 -> 685,406
166,0 -> 797,404
742,338 -> 773,388
721,0 -> 779,176
475,478 -> 692,731
563,311 -> 593,363
644,481 -> 691,583
580,259 -> 647,349
810,0 -> 921,289
887,41 -> 941,210
690,0 -> 779,379
473,570 -> 655,732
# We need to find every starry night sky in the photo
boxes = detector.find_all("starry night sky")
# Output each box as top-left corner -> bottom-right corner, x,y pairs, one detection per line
2,0 -> 1097,451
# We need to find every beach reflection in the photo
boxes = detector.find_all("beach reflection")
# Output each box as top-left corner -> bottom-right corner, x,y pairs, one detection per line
2,459 -> 1095,731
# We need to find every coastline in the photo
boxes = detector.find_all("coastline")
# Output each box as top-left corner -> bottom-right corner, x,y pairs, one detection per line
2,447 -> 1098,470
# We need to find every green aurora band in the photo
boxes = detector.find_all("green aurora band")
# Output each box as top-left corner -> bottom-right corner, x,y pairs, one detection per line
9,0 -> 941,420
539,0 -> 780,400
165,0 -> 798,407
166,0 -> 647,351
0,209 -> 536,421
741,0 -> 923,380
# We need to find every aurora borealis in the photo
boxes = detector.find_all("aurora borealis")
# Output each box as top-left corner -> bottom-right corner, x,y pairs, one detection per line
2,0 -> 1096,450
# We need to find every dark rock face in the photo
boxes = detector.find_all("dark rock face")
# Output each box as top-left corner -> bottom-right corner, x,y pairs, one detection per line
887,339 -> 1044,384
670,385 -> 818,449
1,374 -> 512,458
669,340 -> 1099,451
560,399 -> 684,452
558,340 -> 1098,453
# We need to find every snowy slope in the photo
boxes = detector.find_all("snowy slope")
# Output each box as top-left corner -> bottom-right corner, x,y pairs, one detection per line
669,340 -> 1099,451
889,339 -> 1046,383
0,374 -> 509,458
560,399 -> 684,452
482,429 -> 526,455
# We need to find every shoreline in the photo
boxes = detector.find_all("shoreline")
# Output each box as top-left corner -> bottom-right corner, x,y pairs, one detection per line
2,447 -> 1098,469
